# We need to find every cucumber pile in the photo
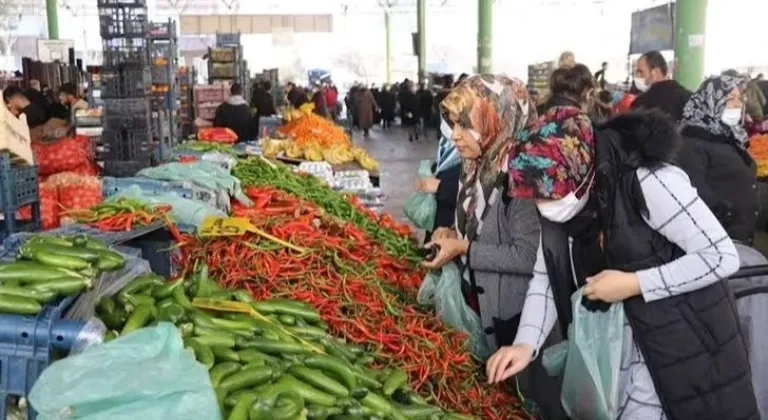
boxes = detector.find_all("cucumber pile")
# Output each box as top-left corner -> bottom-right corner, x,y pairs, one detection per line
98,269 -> 472,420
0,235 -> 125,315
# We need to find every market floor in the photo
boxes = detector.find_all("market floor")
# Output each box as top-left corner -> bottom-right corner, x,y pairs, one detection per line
351,125 -> 438,223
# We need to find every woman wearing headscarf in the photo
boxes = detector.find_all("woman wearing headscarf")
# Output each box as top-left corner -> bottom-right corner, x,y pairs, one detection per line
421,75 -> 541,351
488,64 -> 758,420
677,75 -> 759,244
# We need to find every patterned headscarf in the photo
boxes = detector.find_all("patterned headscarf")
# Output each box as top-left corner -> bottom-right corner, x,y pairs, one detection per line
681,74 -> 749,147
508,105 -> 595,200
440,75 -> 535,241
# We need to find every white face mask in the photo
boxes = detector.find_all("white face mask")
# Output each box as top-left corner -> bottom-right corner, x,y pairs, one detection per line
635,77 -> 650,92
537,190 -> 590,223
721,107 -> 742,126
536,175 -> 593,223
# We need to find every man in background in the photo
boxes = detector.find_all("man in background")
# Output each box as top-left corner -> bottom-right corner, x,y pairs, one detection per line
3,86 -> 48,128
58,82 -> 89,115
594,61 -> 608,89
214,83 -> 253,142
631,50 -> 692,122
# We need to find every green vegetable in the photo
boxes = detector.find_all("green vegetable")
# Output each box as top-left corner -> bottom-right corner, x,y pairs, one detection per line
156,303 -> 186,324
0,261 -> 84,282
238,349 -> 279,365
104,330 -> 119,342
119,275 -> 164,297
0,294 -> 42,314
289,324 -> 328,340
153,278 -> 184,299
218,365 -> 275,393
121,304 -> 155,335
382,369 -> 408,397
193,332 -> 237,348
100,308 -> 128,330
21,242 -> 100,262
396,404 -> 442,419
184,338 -> 215,369
349,387 -> 369,400
195,325 -> 253,339
227,392 -> 259,420
289,365 -> 350,398
306,405 -> 343,419
273,374 -> 337,407
210,362 -> 243,387
238,338 -> 312,355
29,277 -> 92,296
98,296 -> 117,313
212,346 -> 241,362
351,367 -> 382,390
172,284 -> 194,310
253,300 -> 321,323
277,314 -> 296,325
0,285 -> 57,303
27,249 -> 90,270
304,355 -> 357,391
270,392 -> 305,420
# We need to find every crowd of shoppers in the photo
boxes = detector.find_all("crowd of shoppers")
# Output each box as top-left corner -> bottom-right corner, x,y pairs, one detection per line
3,81 -> 89,129
412,50 -> 767,419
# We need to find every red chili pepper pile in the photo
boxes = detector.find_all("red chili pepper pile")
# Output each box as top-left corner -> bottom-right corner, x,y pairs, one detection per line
172,186 -> 527,419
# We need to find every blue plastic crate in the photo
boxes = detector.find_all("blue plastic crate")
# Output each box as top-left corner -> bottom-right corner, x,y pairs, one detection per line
215,32 -> 240,47
101,177 -> 195,201
0,296 -> 84,420
0,153 -> 41,241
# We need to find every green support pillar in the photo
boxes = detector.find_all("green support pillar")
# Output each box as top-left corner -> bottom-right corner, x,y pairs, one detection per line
477,0 -> 492,74
385,12 -> 392,84
417,0 -> 426,81
674,0 -> 707,90
46,0 -> 59,40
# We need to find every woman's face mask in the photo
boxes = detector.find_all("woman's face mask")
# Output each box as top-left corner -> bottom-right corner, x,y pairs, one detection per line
721,107 -> 742,126
536,174 -> 593,223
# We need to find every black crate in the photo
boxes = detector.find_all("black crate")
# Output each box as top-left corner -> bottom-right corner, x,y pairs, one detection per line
148,21 -> 176,40
101,160 -> 152,177
99,128 -> 155,161
102,38 -> 148,67
101,67 -> 151,98
99,6 -> 148,39
103,98 -> 151,131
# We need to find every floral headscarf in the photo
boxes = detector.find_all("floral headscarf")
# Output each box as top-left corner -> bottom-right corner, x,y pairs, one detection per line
440,75 -> 535,242
508,105 -> 595,200
681,74 -> 749,147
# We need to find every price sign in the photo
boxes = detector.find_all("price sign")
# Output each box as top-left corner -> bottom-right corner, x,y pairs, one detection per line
198,216 -> 255,237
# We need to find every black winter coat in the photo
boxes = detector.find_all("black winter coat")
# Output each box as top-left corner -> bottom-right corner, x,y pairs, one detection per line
213,100 -> 254,142
631,80 -> 692,122
677,125 -> 759,244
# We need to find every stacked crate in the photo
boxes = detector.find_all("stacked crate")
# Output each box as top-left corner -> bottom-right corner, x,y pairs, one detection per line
148,20 -> 179,161
98,0 -> 153,177
177,66 -> 195,138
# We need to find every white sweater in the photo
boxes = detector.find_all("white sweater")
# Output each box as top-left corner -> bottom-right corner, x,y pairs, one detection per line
513,164 -> 740,419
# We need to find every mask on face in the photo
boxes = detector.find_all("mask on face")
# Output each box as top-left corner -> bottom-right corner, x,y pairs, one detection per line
721,107 -> 742,126
536,175 -> 593,223
635,77 -> 650,92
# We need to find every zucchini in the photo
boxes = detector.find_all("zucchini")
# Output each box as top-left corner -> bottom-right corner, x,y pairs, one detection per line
209,361 -> 242,387
185,338 -> 215,369
0,294 -> 42,315
29,249 -> 90,270
0,286 -> 57,303
0,261 -> 83,282
30,277 -> 92,296
21,243 -> 100,262
218,365 -> 275,393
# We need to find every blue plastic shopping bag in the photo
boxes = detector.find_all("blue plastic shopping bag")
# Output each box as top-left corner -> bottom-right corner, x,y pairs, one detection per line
403,160 -> 438,230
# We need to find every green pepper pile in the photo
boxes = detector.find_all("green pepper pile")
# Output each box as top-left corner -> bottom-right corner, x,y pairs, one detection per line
0,235 -> 125,315
97,266 -> 471,420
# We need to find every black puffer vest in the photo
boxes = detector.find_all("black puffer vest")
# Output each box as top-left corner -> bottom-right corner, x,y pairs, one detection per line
597,112 -> 759,420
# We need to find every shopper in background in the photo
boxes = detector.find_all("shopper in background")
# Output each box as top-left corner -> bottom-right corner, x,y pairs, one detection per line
3,86 -> 48,128
424,73 -> 540,351
378,84 -> 397,132
594,61 -> 608,89
490,63 -> 758,420
250,81 -> 276,139
213,83 -> 254,143
58,82 -> 88,114
401,82 -> 421,142
25,79 -> 49,116
631,50 -> 692,122
677,74 -> 758,245
311,82 -> 329,118
355,85 -> 378,139
286,82 -> 308,109
323,82 -> 339,120
418,82 -> 434,138
557,51 -> 576,69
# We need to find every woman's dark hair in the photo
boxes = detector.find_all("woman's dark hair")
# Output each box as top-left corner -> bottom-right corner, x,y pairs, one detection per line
550,64 -> 595,99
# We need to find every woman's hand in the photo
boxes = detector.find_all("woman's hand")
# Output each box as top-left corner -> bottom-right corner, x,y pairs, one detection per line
415,177 -> 440,193
431,227 -> 457,241
486,344 -> 535,384
583,270 -> 641,303
421,238 -> 469,269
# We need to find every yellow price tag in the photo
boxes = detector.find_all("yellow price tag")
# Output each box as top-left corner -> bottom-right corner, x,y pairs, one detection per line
198,216 -> 254,237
